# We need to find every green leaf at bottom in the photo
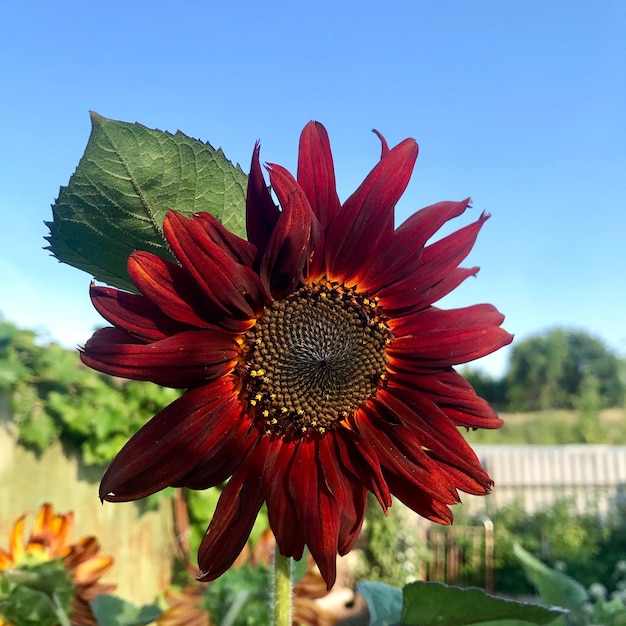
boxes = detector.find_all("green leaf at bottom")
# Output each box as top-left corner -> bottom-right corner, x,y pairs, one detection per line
401,581 -> 566,626
357,581 -> 403,626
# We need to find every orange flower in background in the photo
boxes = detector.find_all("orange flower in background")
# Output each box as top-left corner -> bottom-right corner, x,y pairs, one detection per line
0,503 -> 114,626
82,122 -> 512,588
158,585 -> 210,626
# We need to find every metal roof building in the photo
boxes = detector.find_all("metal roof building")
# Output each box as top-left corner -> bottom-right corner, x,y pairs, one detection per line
463,444 -> 626,515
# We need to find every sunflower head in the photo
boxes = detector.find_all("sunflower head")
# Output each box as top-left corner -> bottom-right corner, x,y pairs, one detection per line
0,503 -> 114,626
81,122 -> 512,588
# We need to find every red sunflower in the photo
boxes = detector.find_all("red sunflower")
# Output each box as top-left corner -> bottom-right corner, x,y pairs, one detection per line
81,122 -> 512,589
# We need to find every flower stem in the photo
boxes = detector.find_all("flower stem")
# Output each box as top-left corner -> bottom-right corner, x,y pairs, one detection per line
272,545 -> 292,626
51,593 -> 71,626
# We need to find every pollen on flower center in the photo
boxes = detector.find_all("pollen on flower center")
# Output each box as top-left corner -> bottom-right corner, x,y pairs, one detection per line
241,281 -> 391,436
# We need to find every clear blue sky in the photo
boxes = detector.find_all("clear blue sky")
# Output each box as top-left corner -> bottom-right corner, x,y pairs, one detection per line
1,1 -> 624,377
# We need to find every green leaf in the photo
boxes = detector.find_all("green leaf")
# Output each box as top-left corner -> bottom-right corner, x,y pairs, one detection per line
90,594 -> 161,626
0,561 -> 74,626
514,544 -> 588,610
46,112 -> 248,292
356,581 -> 403,626
202,562 -> 270,626
401,581 -> 566,626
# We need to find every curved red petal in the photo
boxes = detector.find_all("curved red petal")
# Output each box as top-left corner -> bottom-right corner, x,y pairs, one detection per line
380,266 -> 481,317
164,211 -> 265,320
392,302 -> 505,335
371,129 -> 390,160
396,266 -> 480,313
374,390 -> 493,495
297,121 -> 341,231
246,141 -> 281,256
194,212 -> 257,268
355,405 -> 464,523
80,328 -> 238,388
325,138 -> 418,285
384,471 -> 454,525
354,406 -> 460,504
289,438 -> 340,589
198,434 -> 275,581
380,212 -> 489,310
99,379 -> 241,501
266,439 -> 306,560
392,369 -> 503,429
319,435 -> 367,557
363,199 -> 471,292
389,304 -> 513,368
334,426 -> 391,512
175,416 -> 257,490
128,252 -> 217,328
89,285 -> 193,341
261,164 -> 315,297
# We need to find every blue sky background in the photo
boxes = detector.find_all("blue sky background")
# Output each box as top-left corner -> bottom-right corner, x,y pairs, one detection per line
1,1 -> 624,377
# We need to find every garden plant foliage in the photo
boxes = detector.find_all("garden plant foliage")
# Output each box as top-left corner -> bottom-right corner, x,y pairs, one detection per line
0,320 -> 179,467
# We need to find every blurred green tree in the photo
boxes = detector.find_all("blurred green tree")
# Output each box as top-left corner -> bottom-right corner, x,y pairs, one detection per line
506,328 -> 623,411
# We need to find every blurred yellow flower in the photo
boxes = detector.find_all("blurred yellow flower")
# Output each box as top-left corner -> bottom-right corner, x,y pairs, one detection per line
0,503 -> 114,626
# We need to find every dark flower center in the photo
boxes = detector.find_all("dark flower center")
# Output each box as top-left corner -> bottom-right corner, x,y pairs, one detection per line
242,281 -> 391,436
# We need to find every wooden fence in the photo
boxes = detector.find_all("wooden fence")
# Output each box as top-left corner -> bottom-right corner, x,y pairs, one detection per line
0,395 -> 178,604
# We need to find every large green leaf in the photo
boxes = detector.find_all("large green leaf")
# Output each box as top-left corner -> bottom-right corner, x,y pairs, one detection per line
514,544 -> 588,610
46,112 -> 248,292
401,581 -> 566,626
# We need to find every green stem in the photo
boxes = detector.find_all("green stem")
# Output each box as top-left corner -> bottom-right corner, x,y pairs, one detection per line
51,592 -> 71,626
272,545 -> 293,626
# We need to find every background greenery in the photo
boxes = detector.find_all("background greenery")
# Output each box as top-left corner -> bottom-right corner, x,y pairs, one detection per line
463,327 -> 625,413
3,320 -> 624,459
2,316 -> 626,617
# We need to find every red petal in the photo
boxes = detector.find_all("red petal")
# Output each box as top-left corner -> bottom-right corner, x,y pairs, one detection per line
354,406 -> 460,504
380,212 -> 489,310
261,164 -> 315,297
297,121 -> 341,231
363,199 -> 471,292
194,212 -> 257,268
164,212 -> 265,320
397,266 -> 480,313
80,327 -> 238,387
384,472 -> 454,525
374,390 -> 493,495
89,285 -> 192,341
289,438 -> 340,589
371,129 -> 390,159
175,416 -> 257,489
99,380 -> 242,501
389,304 -> 513,368
334,427 -> 391,512
198,434 -> 275,582
319,435 -> 366,557
246,142 -> 281,256
325,138 -> 418,285
266,439 -> 306,560
128,252 -> 217,328
393,369 -> 503,429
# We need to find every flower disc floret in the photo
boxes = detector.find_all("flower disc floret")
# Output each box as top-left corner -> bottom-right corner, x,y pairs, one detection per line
242,280 -> 391,436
